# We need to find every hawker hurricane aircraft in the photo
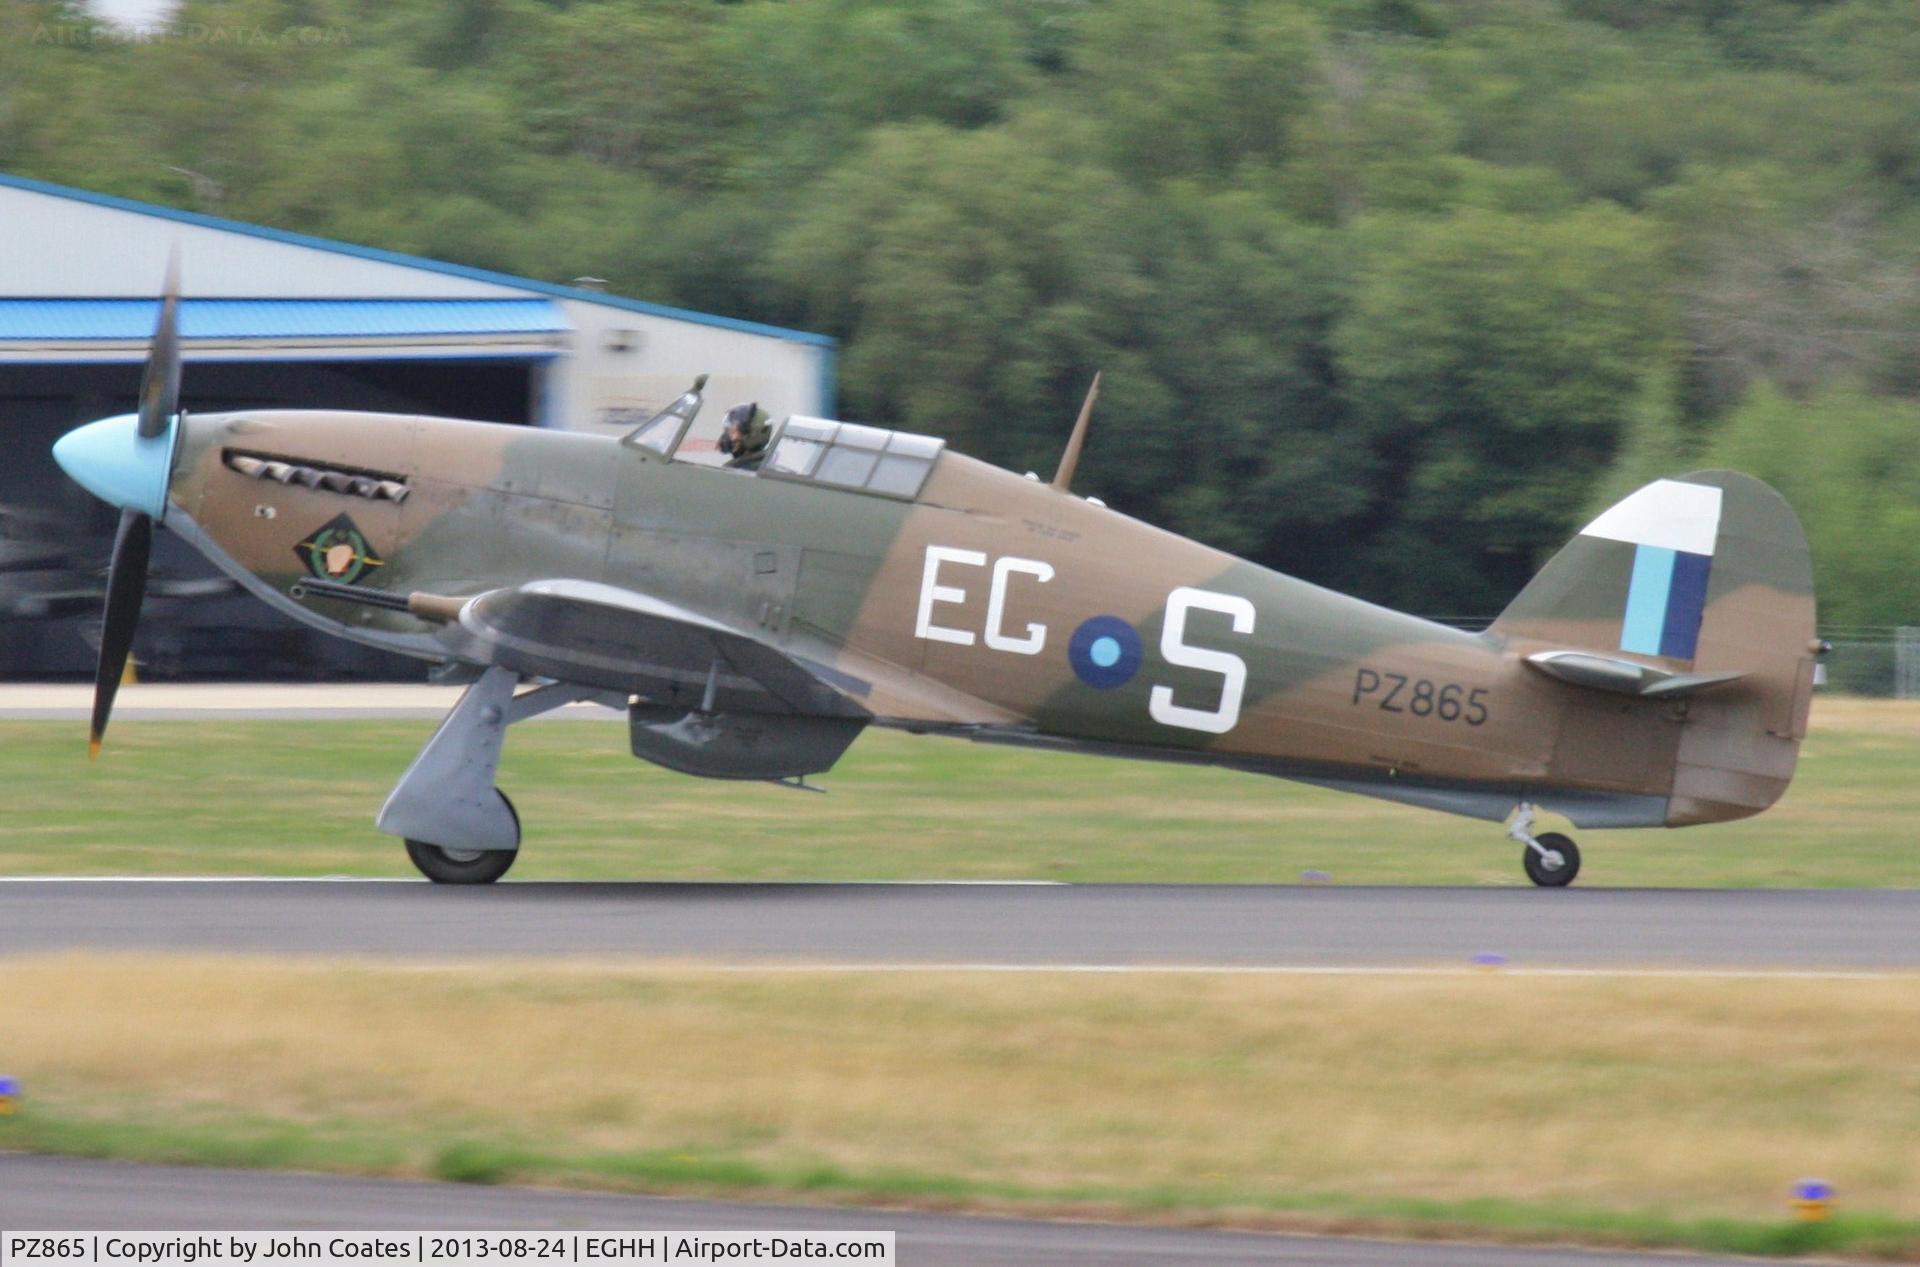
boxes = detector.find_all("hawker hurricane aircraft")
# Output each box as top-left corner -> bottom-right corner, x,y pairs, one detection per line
53,265 -> 1819,884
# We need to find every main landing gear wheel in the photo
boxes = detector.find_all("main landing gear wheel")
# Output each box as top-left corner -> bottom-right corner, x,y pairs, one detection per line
1522,831 -> 1580,888
405,789 -> 520,885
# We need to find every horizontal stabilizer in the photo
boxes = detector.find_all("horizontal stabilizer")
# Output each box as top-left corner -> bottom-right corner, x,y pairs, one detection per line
1525,650 -> 1745,698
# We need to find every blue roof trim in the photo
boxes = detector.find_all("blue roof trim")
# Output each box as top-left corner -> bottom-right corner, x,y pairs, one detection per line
0,298 -> 570,341
0,171 -> 838,349
19,350 -> 561,366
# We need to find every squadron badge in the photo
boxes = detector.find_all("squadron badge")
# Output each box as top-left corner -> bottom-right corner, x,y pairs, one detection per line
294,514 -> 384,583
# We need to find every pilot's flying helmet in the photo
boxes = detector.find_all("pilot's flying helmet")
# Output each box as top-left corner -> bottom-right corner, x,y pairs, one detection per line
719,402 -> 771,456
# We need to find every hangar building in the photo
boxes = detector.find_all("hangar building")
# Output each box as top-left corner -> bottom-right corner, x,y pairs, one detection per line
0,172 -> 837,678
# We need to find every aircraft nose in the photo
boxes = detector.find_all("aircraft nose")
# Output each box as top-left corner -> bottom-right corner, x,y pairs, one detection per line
52,413 -> 176,519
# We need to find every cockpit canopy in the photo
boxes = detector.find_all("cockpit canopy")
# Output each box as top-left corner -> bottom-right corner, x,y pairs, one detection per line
760,417 -> 944,501
619,376 -> 944,502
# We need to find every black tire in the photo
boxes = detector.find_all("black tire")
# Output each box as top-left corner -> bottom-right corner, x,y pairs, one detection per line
1522,831 -> 1580,887
405,790 -> 520,885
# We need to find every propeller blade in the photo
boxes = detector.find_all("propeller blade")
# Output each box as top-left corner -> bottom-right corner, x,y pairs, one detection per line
88,508 -> 152,759
137,249 -> 181,440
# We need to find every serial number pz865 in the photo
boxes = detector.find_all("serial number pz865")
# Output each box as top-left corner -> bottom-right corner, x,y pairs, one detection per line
1352,668 -> 1488,726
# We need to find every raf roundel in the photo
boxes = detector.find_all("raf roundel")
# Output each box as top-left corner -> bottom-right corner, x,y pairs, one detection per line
1069,615 -> 1144,689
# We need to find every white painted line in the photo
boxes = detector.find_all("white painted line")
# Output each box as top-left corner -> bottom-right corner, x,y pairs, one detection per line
359,961 -> 1920,981
0,876 -> 1068,885
834,880 -> 1069,886
672,962 -> 1912,981
0,876 -> 421,883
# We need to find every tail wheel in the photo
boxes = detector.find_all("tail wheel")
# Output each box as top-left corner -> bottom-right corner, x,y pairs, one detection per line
1523,831 -> 1580,887
405,790 -> 519,885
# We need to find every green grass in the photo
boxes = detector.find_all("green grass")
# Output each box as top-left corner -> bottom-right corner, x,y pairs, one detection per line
3,697 -> 1919,884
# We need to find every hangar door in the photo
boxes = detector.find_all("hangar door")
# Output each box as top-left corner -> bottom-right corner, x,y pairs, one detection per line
0,299 -> 570,679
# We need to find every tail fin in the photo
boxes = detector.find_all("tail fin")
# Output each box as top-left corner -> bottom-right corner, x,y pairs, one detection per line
1491,471 -> 1817,825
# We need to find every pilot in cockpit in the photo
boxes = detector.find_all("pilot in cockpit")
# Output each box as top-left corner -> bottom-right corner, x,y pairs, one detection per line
718,402 -> 772,471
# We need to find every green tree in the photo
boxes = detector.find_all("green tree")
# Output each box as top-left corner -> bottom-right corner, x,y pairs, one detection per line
1069,0 -> 1318,186
1113,184 -> 1359,570
1700,384 -> 1920,628
710,0 -> 1036,191
1334,203 -> 1671,609
508,1 -> 734,189
771,114 -> 1156,466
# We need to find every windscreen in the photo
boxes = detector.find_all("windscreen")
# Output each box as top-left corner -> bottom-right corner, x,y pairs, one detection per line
621,388 -> 705,458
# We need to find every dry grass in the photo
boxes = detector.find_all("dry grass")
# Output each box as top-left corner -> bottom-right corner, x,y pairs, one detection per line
1810,695 -> 1920,738
3,955 -> 1919,1224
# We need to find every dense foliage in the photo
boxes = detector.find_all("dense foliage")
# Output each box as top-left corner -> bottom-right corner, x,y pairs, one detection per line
6,0 -> 1919,620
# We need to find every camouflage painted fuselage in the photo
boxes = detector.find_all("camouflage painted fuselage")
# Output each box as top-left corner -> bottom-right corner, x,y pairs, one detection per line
164,409 -> 1816,830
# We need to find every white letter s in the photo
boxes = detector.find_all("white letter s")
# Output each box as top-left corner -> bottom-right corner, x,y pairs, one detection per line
1149,587 -> 1255,735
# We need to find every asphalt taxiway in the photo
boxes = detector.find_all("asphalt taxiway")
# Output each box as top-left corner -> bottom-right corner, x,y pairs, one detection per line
1,879 -> 1916,969
0,1156 -> 1797,1267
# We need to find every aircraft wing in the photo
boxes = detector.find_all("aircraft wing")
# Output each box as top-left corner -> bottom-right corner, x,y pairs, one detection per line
426,578 -> 867,720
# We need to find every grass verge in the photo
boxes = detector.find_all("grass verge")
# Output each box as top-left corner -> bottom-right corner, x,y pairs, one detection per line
2,695 -> 1920,885
2,955 -> 1918,1258
6,1112 -> 1916,1259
